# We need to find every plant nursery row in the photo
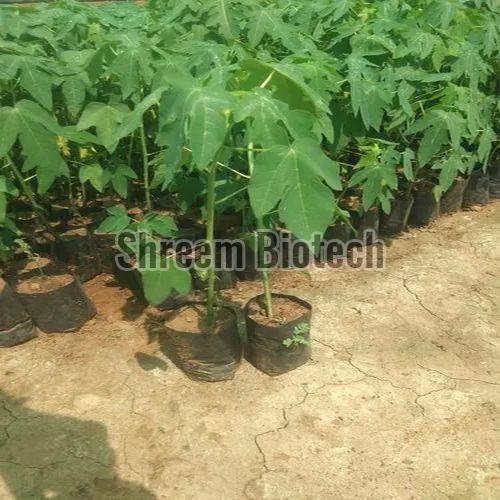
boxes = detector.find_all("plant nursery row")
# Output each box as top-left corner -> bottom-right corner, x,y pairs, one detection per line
0,0 -> 498,380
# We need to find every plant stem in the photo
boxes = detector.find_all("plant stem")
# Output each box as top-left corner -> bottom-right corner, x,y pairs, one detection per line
10,84 -> 16,105
5,155 -> 55,236
81,181 -> 87,204
224,146 -> 267,153
247,141 -> 273,318
257,218 -> 273,318
215,186 -> 247,206
68,175 -> 76,214
139,124 -> 151,211
183,147 -> 250,178
260,71 -> 275,88
205,161 -> 217,328
127,131 -> 135,168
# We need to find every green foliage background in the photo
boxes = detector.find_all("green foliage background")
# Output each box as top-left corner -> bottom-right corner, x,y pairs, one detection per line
0,0 -> 498,302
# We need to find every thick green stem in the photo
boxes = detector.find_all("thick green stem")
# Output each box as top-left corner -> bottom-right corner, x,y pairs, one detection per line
257,218 -> 273,318
205,161 -> 217,328
247,141 -> 273,318
261,271 -> 273,317
6,155 -> 55,236
139,124 -> 151,211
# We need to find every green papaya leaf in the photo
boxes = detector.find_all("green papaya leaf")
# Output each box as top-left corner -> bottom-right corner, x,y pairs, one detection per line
0,54 -> 21,80
348,146 -> 399,211
418,124 -> 448,166
110,164 -> 138,198
138,213 -> 178,237
248,147 -> 289,217
234,88 -> 315,147
187,88 -> 235,169
0,193 -> 6,223
249,139 -> 339,242
79,163 -> 111,193
14,100 -> 99,145
279,172 -> 334,244
96,206 -> 131,234
247,9 -> 303,51
19,58 -> 53,110
0,175 -> 18,197
14,114 -> 67,193
398,81 -> 415,117
139,259 -> 191,305
62,76 -> 87,118
207,0 -> 238,39
111,45 -> 152,99
113,87 -> 168,142
403,148 -> 415,181
77,102 -> 129,153
0,107 -> 20,156
478,127 -> 495,165
433,156 -> 465,192
36,159 -> 69,195
237,59 -> 329,115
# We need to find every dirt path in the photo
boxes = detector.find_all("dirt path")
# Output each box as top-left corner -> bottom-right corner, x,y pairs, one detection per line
1,203 -> 499,499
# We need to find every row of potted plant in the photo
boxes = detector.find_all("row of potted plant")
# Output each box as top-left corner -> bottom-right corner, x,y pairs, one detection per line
0,0 -> 498,380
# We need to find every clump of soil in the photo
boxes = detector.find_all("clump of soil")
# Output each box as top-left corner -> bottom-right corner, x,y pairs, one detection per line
248,296 -> 308,327
19,256 -> 54,273
16,274 -> 74,294
165,304 -> 235,334
345,195 -> 361,211
67,215 -> 94,228
3,257 -> 60,282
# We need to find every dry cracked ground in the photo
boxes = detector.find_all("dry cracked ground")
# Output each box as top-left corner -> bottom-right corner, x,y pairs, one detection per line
1,202 -> 499,500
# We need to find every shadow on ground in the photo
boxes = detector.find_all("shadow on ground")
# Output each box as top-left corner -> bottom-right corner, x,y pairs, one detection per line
135,352 -> 168,372
0,390 -> 155,499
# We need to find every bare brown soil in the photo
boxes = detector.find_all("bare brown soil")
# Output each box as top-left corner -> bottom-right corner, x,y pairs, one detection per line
17,256 -> 53,274
164,304 -> 235,334
0,203 -> 498,499
3,256 -> 57,281
15,273 -> 74,294
248,296 -> 309,327
66,216 -> 94,229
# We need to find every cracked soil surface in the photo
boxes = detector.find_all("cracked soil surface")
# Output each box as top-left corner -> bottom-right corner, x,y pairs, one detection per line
1,202 -> 499,499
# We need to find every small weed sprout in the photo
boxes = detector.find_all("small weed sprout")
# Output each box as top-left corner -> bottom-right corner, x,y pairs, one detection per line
283,322 -> 310,348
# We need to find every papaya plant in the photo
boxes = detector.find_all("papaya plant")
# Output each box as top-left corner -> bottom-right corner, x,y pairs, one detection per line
0,0 -> 497,296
